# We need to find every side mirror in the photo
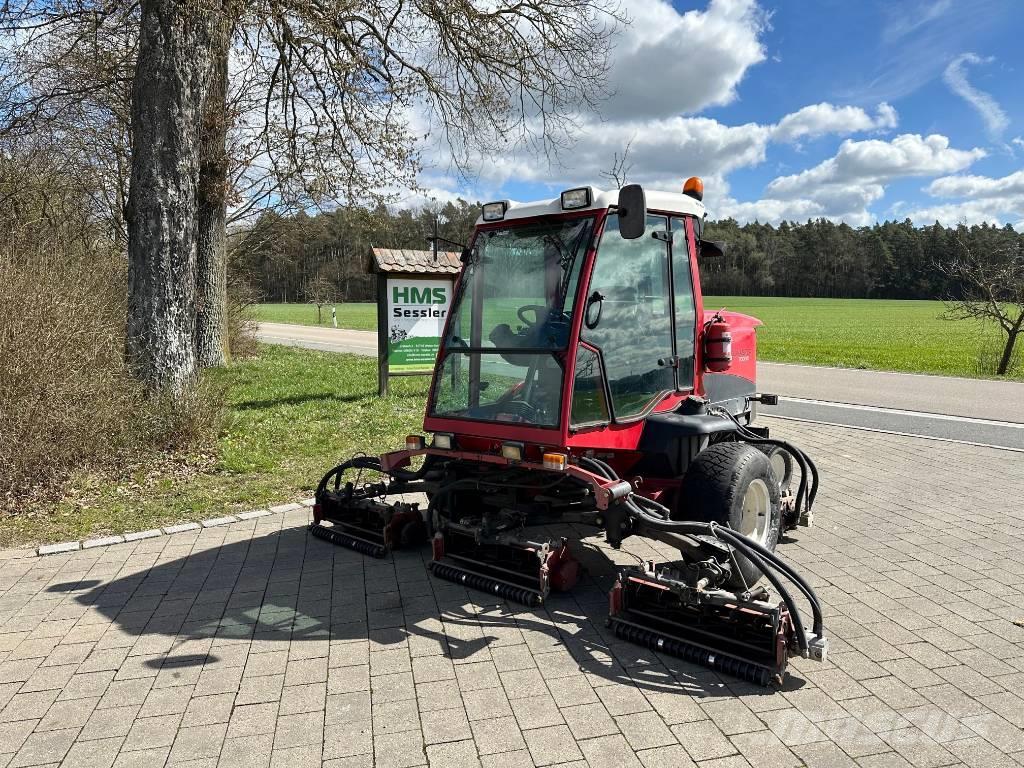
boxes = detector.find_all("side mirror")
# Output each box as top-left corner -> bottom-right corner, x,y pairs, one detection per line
617,184 -> 646,240
584,291 -> 604,329
699,240 -> 726,258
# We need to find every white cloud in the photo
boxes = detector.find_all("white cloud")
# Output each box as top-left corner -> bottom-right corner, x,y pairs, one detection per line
443,101 -> 902,204
400,0 -> 1000,231
926,169 -> 1024,199
604,0 -> 767,120
904,169 -> 1024,228
881,0 -> 952,43
943,53 -> 1009,140
713,134 -> 986,225
771,103 -> 897,143
716,196 -> 826,223
569,117 -> 772,182
766,134 -> 985,198
899,198 -> 1024,227
716,189 -> 881,226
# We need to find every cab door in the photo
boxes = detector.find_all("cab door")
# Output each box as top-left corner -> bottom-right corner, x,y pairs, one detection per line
576,213 -> 674,422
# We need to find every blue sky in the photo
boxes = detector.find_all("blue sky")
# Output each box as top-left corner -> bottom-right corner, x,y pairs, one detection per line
418,0 -> 1023,227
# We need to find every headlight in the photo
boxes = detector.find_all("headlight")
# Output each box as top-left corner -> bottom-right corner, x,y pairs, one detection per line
433,433 -> 454,450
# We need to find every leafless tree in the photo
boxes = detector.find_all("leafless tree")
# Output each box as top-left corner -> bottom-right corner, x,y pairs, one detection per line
304,274 -> 340,324
600,137 -> 635,189
0,2 -> 136,246
939,236 -> 1024,376
2,0 -> 625,396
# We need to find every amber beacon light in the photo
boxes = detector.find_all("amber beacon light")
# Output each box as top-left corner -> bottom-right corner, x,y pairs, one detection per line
683,176 -> 704,201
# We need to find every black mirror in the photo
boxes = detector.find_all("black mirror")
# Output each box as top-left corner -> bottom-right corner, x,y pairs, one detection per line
699,240 -> 726,258
584,291 -> 604,329
617,184 -> 646,240
460,247 -> 473,263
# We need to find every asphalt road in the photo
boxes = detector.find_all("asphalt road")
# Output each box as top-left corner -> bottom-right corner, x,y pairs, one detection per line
258,321 -> 378,355
257,322 -> 1024,450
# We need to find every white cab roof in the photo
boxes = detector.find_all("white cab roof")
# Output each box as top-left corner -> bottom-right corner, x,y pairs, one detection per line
475,186 -> 706,225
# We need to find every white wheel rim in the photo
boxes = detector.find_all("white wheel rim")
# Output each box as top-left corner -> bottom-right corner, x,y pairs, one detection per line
740,478 -> 771,544
770,453 -> 788,486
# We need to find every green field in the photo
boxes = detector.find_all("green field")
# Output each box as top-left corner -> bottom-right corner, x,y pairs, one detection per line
253,298 -> 1020,379
708,297 -> 1018,379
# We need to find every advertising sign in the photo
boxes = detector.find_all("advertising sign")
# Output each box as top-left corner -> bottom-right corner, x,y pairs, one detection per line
385,277 -> 453,373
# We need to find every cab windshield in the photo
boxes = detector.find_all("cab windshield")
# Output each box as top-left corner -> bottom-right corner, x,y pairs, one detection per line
430,217 -> 594,427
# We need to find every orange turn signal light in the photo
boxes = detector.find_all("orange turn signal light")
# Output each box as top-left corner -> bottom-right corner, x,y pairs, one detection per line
543,453 -> 567,471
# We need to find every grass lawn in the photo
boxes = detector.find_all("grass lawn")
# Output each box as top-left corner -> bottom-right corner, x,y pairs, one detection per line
1,345 -> 430,548
254,298 -> 1020,380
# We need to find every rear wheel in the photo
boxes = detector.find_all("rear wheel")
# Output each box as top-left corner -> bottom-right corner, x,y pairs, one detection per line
759,445 -> 794,492
678,442 -> 781,588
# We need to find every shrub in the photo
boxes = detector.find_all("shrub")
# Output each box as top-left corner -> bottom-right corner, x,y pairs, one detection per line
0,154 -> 224,513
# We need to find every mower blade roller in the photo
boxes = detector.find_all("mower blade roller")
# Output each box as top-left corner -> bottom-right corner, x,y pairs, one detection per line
312,479 -> 426,558
428,528 -> 579,606
608,564 -> 794,686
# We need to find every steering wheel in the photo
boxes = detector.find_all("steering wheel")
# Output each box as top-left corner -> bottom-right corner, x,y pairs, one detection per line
516,304 -> 548,327
498,399 -> 538,421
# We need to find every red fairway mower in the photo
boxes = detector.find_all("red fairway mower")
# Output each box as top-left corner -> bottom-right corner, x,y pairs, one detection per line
313,179 -> 828,686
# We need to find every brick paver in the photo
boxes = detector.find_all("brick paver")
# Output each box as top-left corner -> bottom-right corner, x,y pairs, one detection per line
1,419 -> 1023,767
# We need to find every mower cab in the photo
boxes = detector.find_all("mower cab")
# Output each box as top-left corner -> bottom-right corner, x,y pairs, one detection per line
313,179 -> 826,686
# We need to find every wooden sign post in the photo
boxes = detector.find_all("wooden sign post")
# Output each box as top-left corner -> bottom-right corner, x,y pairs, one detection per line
371,248 -> 460,396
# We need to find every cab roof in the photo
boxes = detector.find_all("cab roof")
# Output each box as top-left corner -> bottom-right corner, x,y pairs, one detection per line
475,186 -> 707,225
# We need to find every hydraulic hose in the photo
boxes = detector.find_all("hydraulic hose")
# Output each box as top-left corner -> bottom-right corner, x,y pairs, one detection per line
316,453 -> 437,497
733,414 -> 819,511
742,437 -> 811,522
316,456 -> 382,496
707,524 -> 823,638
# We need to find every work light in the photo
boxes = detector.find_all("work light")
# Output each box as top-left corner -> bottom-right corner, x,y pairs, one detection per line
433,433 -> 454,450
501,441 -> 524,462
560,187 -> 591,210
481,201 -> 507,221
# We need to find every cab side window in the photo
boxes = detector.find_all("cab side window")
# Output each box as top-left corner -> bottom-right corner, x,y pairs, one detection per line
671,217 -> 697,390
569,345 -> 608,426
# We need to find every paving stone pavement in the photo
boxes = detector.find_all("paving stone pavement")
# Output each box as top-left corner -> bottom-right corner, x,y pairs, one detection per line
1,419 -> 1023,768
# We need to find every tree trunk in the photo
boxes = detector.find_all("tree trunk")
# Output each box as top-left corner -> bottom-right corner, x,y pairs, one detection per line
196,30 -> 231,368
997,328 -> 1020,375
126,0 -> 217,393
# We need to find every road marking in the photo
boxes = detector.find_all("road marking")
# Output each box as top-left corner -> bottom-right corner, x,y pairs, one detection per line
779,396 -> 1024,429
761,361 -> 1012,384
762,414 -> 1024,453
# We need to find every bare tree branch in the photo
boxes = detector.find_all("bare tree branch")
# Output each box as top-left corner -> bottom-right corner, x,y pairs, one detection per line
938,232 -> 1024,375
